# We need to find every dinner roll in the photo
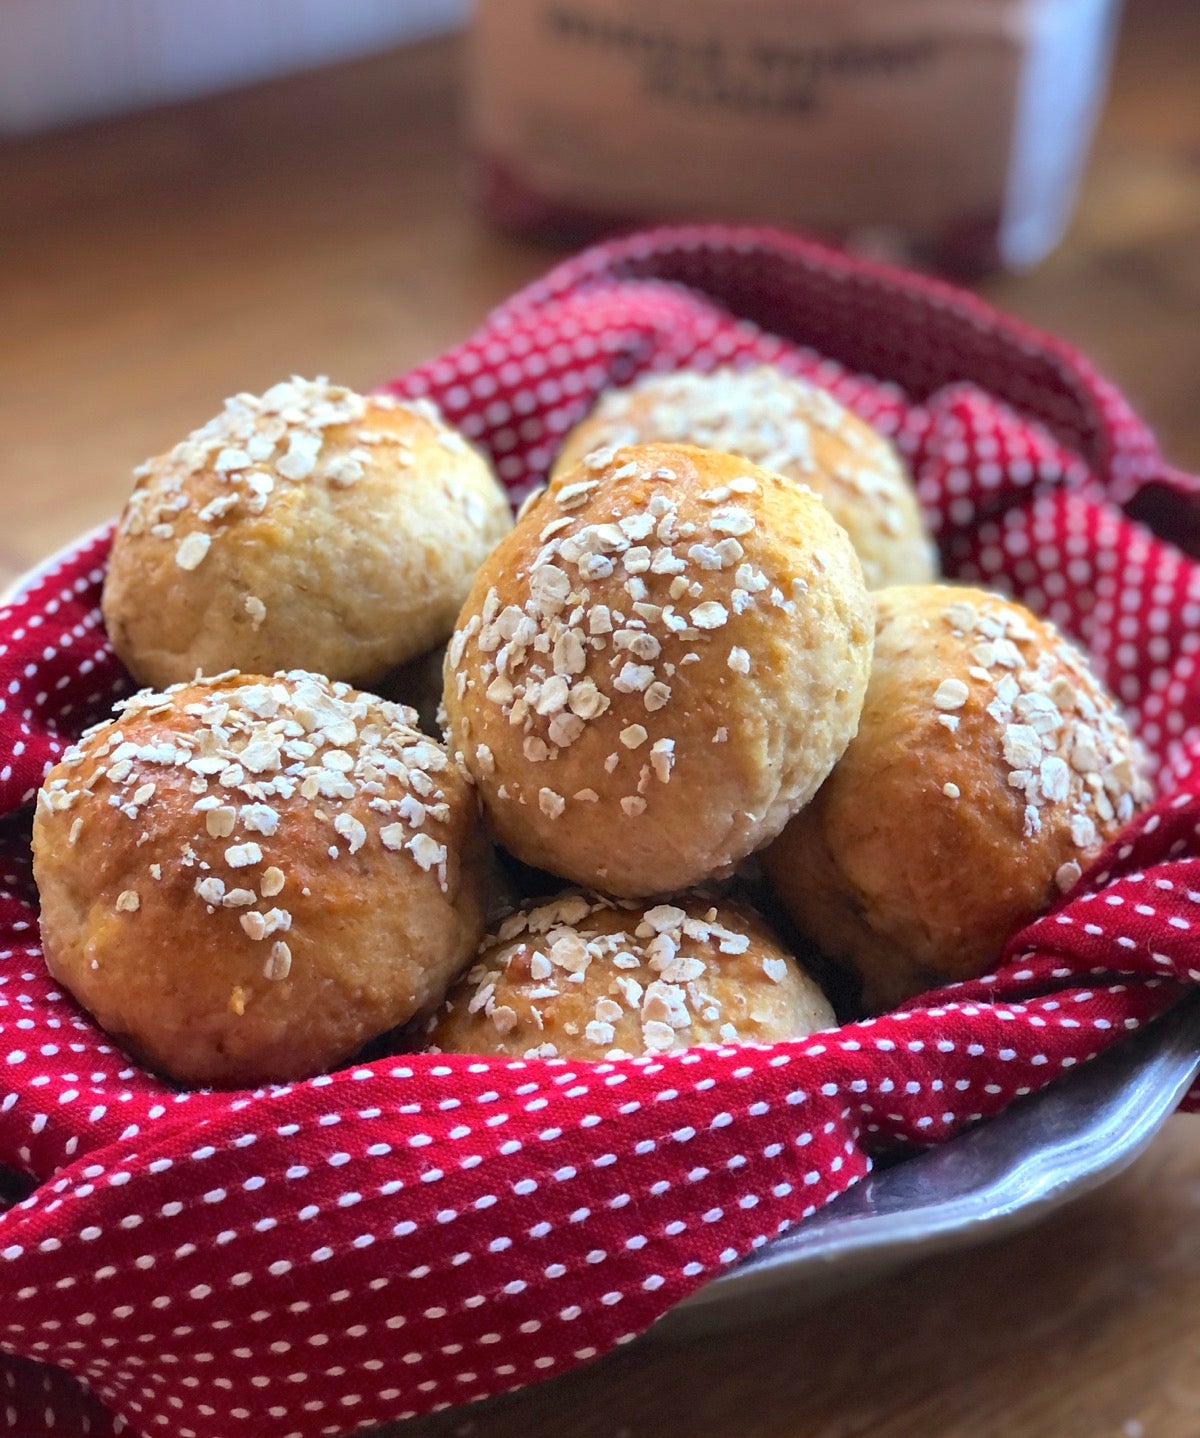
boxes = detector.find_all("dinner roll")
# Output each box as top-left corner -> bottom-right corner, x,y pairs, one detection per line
763,585 -> 1152,1011
551,366 -> 936,589
33,671 -> 490,1086
102,377 -> 513,689
429,889 -> 835,1059
443,441 -> 873,896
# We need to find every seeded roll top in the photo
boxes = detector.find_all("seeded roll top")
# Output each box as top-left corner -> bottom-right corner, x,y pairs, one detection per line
430,889 -> 835,1059
102,377 -> 513,688
443,441 -> 873,897
551,366 -> 936,590
764,585 -> 1152,1010
33,671 -> 490,1085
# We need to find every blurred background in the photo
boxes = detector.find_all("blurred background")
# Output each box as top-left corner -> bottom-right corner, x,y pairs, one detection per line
1,4 -> 1199,1437
0,1 -> 467,132
3,0 -> 1198,596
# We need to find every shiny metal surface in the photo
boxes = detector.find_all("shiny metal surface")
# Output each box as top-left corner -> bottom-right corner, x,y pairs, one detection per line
658,996 -> 1200,1338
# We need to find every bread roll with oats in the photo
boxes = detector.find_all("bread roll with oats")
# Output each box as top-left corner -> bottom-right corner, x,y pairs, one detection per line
443,441 -> 874,897
429,890 -> 834,1059
763,585 -> 1152,1012
551,367 -> 936,590
32,672 -> 490,1086
102,378 -> 513,689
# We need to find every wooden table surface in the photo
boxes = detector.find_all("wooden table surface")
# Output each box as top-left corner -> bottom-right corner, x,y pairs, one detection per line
3,5 -> 1200,1436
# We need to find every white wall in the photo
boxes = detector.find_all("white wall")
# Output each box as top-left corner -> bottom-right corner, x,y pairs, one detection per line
0,0 -> 469,134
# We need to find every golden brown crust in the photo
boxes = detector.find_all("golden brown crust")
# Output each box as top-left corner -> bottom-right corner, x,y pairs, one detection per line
442,441 -> 874,897
102,379 -> 513,688
551,367 -> 936,590
763,585 -> 1152,1011
429,889 -> 835,1058
33,671 -> 491,1086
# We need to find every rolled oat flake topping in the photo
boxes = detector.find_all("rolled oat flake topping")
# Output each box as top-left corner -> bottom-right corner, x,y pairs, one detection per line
937,600 -> 1149,876
39,673 -> 462,981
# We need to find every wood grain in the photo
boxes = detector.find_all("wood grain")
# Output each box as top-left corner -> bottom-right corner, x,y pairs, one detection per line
2,0 -> 1198,595
1,4 -> 1198,1435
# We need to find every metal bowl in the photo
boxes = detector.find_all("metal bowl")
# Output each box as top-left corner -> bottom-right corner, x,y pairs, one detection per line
660,995 -> 1200,1337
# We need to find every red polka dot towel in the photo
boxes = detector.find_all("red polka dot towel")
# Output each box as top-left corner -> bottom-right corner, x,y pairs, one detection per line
2,224 -> 1199,1438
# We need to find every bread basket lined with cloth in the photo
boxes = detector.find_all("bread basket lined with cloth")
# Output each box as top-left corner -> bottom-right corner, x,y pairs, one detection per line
1,224 -> 1198,1438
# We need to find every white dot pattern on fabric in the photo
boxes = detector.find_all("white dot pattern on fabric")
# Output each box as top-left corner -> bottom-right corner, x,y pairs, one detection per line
0,224 -> 1198,1438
